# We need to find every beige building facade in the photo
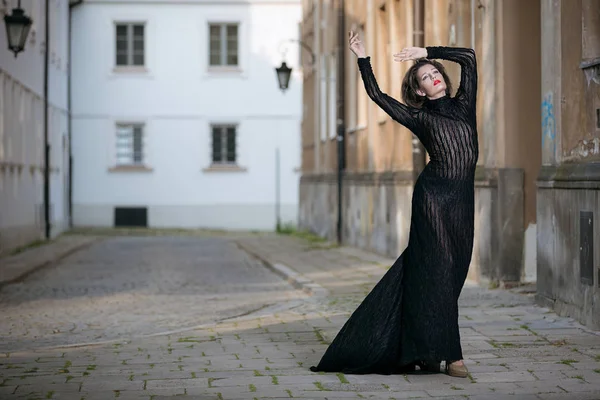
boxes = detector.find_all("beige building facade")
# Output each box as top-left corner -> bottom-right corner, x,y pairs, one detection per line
299,0 -> 542,286
299,0 -> 600,329
536,0 -> 600,329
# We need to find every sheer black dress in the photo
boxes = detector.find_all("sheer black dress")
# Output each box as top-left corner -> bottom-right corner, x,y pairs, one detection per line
310,46 -> 478,374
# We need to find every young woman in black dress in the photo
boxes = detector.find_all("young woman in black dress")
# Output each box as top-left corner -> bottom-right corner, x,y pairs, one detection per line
310,31 -> 478,378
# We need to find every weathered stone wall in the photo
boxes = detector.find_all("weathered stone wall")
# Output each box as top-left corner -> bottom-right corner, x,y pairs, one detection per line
299,167 -> 527,285
537,0 -> 600,330
299,173 -> 413,257
537,166 -> 600,330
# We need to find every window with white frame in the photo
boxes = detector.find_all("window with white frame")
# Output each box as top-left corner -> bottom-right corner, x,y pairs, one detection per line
209,23 -> 239,67
211,125 -> 237,164
116,123 -> 144,165
115,23 -> 145,67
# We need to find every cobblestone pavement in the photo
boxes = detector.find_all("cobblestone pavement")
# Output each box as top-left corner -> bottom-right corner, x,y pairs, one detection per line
0,235 -> 307,353
1,233 -> 600,399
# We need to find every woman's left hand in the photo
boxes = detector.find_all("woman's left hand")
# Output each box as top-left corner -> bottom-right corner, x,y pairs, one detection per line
393,47 -> 428,62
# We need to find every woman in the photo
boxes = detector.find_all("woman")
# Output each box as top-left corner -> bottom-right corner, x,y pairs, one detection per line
309,31 -> 478,378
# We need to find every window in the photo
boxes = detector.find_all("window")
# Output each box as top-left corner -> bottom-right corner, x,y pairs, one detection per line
319,56 -> 327,141
211,125 -> 237,164
115,23 -> 145,66
116,124 -> 144,165
328,52 -> 337,139
209,23 -> 239,66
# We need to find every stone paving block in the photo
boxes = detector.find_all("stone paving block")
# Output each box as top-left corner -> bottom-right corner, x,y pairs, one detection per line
296,390 -> 365,398
220,344 -> 252,354
553,378 -> 597,392
51,393 -> 96,400
514,380 -> 576,395
0,386 -> 17,397
467,364 -> 513,373
470,371 -> 537,383
195,386 -> 295,398
316,381 -> 390,392
467,394 -> 540,400
531,355 -> 591,362
425,383 -> 518,398
568,370 -> 600,384
208,375 -> 276,387
199,370 -> 257,380
77,391 -> 151,400
80,379 -> 145,391
145,377 -> 210,390
88,365 -> 144,376
562,336 -> 600,346
536,393 -> 600,400
572,361 -> 600,370
276,374 -> 342,385
529,370 -> 570,380
359,391 -> 431,399
425,382 -> 521,397
205,359 -> 250,369
510,361 -> 578,371
13,382 -> 82,394
463,342 -> 498,351
150,396 -> 217,400
349,392 -> 427,400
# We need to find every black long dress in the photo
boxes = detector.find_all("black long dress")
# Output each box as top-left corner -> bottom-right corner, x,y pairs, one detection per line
310,46 -> 478,374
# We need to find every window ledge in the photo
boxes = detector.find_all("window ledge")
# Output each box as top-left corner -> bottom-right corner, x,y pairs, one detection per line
347,125 -> 367,135
207,66 -> 242,73
110,66 -> 152,78
204,66 -> 246,79
109,165 -> 153,173
203,164 -> 247,173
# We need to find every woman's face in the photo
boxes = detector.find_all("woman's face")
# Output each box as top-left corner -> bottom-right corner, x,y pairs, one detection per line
415,63 -> 447,99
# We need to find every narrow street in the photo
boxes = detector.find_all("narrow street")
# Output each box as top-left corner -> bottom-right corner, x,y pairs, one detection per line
0,236 -> 307,353
0,233 -> 599,400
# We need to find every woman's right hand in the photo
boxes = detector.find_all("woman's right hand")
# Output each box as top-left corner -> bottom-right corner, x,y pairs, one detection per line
349,30 -> 366,58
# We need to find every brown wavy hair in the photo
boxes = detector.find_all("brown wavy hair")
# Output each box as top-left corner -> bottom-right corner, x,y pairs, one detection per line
401,58 -> 453,109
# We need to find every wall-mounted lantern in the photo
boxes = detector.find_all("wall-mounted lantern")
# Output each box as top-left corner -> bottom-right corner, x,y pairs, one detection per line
4,0 -> 32,57
274,39 -> 315,94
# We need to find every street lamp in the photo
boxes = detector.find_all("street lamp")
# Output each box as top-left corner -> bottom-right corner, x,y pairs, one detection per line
274,39 -> 315,94
275,61 -> 292,93
4,1 -> 33,58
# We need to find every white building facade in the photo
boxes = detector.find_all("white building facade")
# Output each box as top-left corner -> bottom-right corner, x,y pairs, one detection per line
0,0 -> 71,255
71,0 -> 303,231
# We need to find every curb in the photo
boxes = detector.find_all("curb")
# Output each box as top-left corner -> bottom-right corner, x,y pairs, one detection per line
0,237 -> 101,289
235,241 -> 329,298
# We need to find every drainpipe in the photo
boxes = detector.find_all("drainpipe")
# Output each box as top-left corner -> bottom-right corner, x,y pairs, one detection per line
336,0 -> 346,244
68,0 -> 83,228
470,0 -> 476,48
313,2 -> 321,173
43,0 -> 50,239
412,0 -> 426,179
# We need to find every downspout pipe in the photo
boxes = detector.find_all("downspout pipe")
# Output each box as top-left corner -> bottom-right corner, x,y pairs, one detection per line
68,0 -> 84,229
412,0 -> 426,179
336,0 -> 346,244
43,0 -> 50,239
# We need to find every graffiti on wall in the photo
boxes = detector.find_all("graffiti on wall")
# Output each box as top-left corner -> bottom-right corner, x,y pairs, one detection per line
541,92 -> 556,153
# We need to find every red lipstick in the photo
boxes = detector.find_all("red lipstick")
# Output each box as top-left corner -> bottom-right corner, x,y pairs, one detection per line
433,79 -> 441,86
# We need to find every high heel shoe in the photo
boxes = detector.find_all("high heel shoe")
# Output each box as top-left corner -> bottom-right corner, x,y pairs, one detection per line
396,361 -> 417,374
417,360 -> 441,373
445,360 -> 468,378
